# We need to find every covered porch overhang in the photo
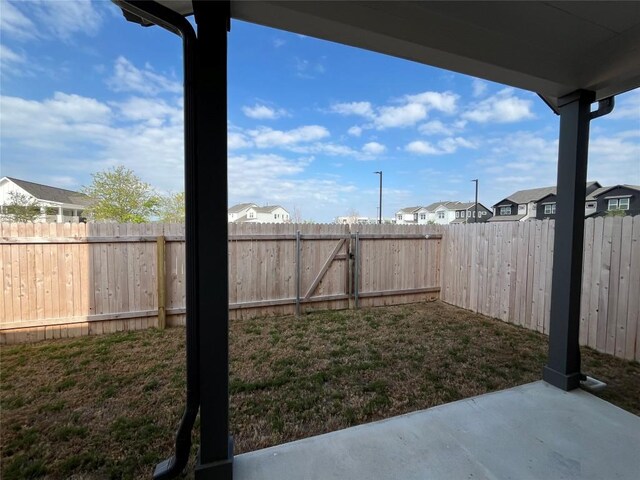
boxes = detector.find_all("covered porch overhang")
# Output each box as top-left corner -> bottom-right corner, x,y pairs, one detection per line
111,1 -> 640,479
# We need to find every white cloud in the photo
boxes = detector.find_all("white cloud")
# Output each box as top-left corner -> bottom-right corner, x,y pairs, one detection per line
607,89 -> 640,120
330,102 -> 375,119
438,137 -> 477,153
106,56 -> 182,96
405,140 -> 441,155
273,38 -> 286,48
33,0 -> 103,40
362,142 -> 386,155
462,88 -> 534,123
242,103 -> 288,120
113,97 -> 182,127
405,137 -> 476,155
0,0 -> 103,42
288,142 -> 359,157
248,125 -> 330,148
404,91 -> 458,114
347,125 -> 362,137
588,131 -> 640,185
418,120 -> 454,136
0,0 -> 37,40
375,103 -> 427,129
494,176 -> 536,184
472,78 -> 488,98
228,153 -> 360,217
294,57 -> 326,79
0,43 -> 26,74
0,92 -> 183,191
228,132 -> 251,150
488,131 -> 557,163
330,91 -> 458,131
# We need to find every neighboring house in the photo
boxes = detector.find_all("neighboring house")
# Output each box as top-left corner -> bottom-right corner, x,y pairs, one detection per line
585,185 -> 640,217
490,182 -> 601,222
0,177 -> 92,223
449,202 -> 493,224
228,203 -> 290,223
394,206 -> 425,224
396,201 -> 492,225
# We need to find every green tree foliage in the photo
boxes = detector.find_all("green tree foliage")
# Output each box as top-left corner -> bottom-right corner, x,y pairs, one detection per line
158,192 -> 185,223
82,166 -> 160,223
1,191 -> 42,222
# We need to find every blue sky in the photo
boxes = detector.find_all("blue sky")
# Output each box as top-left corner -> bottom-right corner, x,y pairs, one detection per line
1,0 -> 639,223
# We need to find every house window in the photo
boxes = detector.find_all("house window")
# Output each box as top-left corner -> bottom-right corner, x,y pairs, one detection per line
413,213 -> 418,221
544,204 -> 556,214
500,206 -> 511,215
396,214 -> 402,220
473,211 -> 476,217
518,204 -> 526,214
608,199 -> 626,210
619,198 -> 630,210
455,211 -> 459,218
248,212 -> 255,218
481,211 -> 486,216
466,211 -> 471,218
420,213 -> 426,220
438,211 -> 445,219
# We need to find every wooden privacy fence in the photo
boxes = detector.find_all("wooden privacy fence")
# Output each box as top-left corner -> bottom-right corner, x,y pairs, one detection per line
0,222 -> 443,343
440,216 -> 640,361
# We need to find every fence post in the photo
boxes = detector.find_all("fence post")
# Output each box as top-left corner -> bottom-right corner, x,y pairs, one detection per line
354,230 -> 360,309
348,229 -> 354,310
157,235 -> 166,329
295,230 -> 301,316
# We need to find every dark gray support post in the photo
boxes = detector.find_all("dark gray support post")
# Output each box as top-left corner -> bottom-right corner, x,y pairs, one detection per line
192,1 -> 233,478
542,90 -> 594,391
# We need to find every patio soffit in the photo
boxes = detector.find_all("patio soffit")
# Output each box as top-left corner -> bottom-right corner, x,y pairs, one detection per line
150,1 -> 640,108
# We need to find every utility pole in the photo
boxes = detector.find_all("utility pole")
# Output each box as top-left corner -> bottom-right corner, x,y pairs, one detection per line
471,179 -> 479,223
374,171 -> 383,224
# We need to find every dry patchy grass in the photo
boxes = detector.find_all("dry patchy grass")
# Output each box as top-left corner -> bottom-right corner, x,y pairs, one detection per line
1,301 -> 638,479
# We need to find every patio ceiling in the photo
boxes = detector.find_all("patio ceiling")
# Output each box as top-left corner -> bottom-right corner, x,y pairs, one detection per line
150,1 -> 640,108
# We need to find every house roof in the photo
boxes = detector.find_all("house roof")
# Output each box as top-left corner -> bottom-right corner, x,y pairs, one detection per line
504,186 -> 557,205
398,206 -> 422,214
228,203 -> 257,214
133,2 -> 640,110
424,201 -> 460,211
464,203 -> 491,212
487,214 -> 527,222
3,177 -> 93,207
252,205 -> 287,214
586,184 -> 640,200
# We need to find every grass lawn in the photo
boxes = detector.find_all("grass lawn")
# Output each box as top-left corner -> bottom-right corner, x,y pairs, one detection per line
1,300 -> 638,479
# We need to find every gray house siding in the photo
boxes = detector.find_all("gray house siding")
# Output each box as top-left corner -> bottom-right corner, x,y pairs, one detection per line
536,194 -> 557,220
593,186 -> 640,217
492,199 -> 519,218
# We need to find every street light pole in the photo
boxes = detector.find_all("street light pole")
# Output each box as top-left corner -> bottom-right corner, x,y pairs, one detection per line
374,171 -> 382,224
471,179 -> 478,223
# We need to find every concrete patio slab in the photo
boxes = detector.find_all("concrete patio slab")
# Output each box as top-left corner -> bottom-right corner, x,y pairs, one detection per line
234,381 -> 640,480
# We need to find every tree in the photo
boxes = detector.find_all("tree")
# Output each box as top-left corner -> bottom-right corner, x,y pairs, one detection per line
605,209 -> 626,217
82,166 -> 160,223
291,206 -> 303,224
158,192 -> 185,223
1,191 -> 43,223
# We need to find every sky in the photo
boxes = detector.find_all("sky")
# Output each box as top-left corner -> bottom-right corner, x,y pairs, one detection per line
1,0 -> 639,223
